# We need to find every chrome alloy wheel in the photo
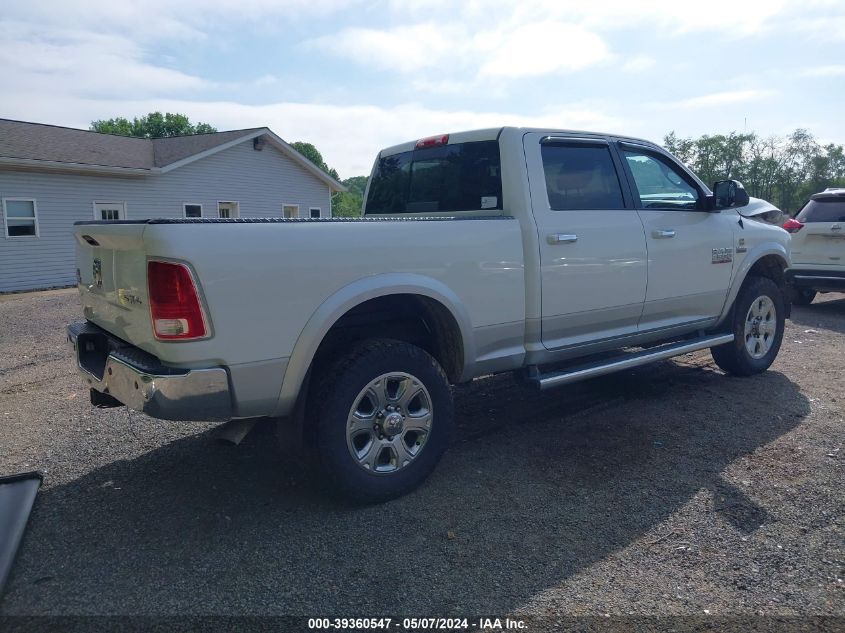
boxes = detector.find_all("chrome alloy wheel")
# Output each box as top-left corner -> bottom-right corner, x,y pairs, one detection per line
346,372 -> 433,474
744,295 -> 777,359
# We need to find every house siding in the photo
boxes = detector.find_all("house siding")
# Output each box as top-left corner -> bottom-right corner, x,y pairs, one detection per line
0,140 -> 333,292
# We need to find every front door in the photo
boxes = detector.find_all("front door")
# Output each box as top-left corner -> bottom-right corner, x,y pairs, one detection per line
94,202 -> 125,221
618,144 -> 734,330
524,133 -> 648,350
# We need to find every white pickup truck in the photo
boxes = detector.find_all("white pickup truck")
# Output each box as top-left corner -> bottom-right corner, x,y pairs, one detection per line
69,127 -> 792,502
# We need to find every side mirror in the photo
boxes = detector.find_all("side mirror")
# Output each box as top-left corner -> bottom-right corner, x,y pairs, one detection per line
712,179 -> 750,210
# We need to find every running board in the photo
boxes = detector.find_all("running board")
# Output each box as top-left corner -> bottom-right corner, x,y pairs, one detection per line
528,333 -> 734,391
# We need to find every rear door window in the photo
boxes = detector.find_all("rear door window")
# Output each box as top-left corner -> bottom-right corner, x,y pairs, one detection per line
541,143 -> 625,210
796,199 -> 845,223
365,141 -> 502,214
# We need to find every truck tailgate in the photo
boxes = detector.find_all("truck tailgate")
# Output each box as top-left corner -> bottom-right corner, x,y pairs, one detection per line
73,222 -> 156,352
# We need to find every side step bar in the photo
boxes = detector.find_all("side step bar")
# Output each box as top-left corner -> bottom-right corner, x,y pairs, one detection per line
528,333 -> 734,391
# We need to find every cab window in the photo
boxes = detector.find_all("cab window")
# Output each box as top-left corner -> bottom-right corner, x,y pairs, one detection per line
541,144 -> 625,210
623,150 -> 700,210
365,141 -> 502,214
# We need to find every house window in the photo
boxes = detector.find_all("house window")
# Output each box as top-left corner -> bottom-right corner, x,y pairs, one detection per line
283,204 -> 299,219
184,203 -> 203,218
309,207 -> 321,219
93,202 -> 126,221
218,201 -> 239,219
3,198 -> 38,238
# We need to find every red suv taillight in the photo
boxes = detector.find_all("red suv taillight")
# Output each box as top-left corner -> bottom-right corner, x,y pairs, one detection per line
147,261 -> 208,340
783,218 -> 804,233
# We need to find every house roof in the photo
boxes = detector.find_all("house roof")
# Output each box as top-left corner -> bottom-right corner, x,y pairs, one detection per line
151,128 -> 265,167
0,118 -> 153,169
0,118 -> 345,191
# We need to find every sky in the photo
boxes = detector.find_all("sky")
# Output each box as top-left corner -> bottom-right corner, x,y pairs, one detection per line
2,0 -> 844,178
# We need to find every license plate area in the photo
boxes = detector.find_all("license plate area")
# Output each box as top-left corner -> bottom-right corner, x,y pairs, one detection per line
77,331 -> 110,380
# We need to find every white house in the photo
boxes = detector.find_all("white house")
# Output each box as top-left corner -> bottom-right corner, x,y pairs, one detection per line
0,119 -> 346,292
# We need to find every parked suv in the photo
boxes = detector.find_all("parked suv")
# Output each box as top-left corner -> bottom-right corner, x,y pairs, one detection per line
784,188 -> 845,304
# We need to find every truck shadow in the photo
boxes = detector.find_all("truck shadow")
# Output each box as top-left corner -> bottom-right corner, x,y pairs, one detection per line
5,358 -> 809,615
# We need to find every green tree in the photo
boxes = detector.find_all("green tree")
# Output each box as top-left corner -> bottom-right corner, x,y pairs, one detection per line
332,176 -> 371,217
90,112 -> 217,138
342,175 -> 368,198
663,128 -> 845,214
289,142 -> 368,217
290,141 -> 340,181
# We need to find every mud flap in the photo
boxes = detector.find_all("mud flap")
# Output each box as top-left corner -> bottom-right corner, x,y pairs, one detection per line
0,472 -> 42,598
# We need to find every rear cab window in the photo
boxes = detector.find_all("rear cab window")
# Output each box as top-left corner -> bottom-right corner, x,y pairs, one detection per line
364,140 -> 502,215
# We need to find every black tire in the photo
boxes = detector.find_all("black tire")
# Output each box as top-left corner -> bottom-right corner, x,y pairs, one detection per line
711,276 -> 785,376
308,338 -> 453,504
789,286 -> 817,306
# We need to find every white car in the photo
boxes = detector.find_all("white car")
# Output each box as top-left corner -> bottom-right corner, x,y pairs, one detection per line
784,188 -> 845,304
68,127 -> 792,502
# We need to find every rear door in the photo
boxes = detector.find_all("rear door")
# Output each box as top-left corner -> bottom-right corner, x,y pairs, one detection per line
792,196 -> 845,268
618,143 -> 734,330
523,133 -> 648,349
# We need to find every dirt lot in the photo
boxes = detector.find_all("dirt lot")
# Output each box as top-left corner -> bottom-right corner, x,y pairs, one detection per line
0,289 -> 842,624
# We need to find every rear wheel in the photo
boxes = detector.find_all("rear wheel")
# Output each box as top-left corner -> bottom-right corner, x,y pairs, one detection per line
308,339 -> 452,503
711,276 -> 785,376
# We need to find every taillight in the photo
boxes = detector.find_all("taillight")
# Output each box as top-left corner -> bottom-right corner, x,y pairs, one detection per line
147,261 -> 208,340
415,134 -> 449,149
783,218 -> 804,233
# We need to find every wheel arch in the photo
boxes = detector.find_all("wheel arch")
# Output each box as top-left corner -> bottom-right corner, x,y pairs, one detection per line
272,273 -> 475,417
717,243 -> 791,327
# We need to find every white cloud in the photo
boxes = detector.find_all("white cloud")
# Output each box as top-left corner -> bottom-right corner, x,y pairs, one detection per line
0,22 -> 209,98
795,14 -> 845,41
621,55 -> 656,73
1,0 -> 363,41
478,22 -> 610,77
387,0 -> 793,35
657,90 -> 776,109
309,24 -> 465,72
309,0 -> 804,79
311,21 -> 611,79
801,65 -> 845,77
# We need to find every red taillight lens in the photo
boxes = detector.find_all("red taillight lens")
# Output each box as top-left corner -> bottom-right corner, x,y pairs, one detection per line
415,134 -> 449,149
147,261 -> 208,340
783,218 -> 804,233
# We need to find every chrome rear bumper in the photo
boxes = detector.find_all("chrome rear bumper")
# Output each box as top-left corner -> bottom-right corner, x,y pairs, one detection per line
67,321 -> 232,421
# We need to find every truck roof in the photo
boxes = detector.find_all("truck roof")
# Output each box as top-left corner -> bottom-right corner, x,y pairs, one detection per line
377,126 -> 660,157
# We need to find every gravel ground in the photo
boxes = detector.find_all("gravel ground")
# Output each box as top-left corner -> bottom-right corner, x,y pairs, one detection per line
0,289 -> 842,625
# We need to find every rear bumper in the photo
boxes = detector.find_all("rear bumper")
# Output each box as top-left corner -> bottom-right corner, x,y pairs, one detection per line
67,321 -> 232,421
786,268 -> 845,293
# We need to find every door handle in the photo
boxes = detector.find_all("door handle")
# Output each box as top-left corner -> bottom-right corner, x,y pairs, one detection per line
832,225 -> 842,231
651,229 -> 676,239
547,233 -> 578,244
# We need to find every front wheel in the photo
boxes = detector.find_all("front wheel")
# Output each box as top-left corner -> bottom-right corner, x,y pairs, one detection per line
308,339 -> 453,504
711,276 -> 785,376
